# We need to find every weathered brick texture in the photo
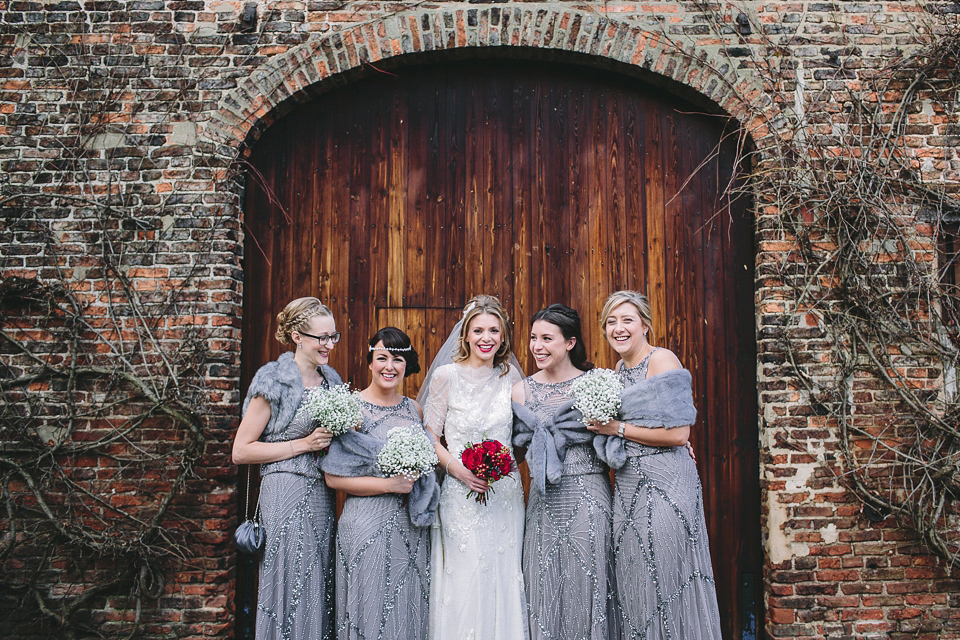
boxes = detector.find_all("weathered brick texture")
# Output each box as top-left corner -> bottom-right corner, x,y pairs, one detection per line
2,1 -> 959,638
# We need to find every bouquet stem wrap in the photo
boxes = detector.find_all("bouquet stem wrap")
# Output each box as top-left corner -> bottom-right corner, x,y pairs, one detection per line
320,430 -> 440,527
512,399 -> 595,494
593,368 -> 698,470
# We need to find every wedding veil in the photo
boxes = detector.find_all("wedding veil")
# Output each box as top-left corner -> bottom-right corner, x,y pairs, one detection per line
416,317 -> 462,410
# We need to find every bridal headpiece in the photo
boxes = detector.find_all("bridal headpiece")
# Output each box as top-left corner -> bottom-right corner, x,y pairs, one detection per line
368,344 -> 413,352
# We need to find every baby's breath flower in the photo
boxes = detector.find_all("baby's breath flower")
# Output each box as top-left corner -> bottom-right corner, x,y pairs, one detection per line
300,385 -> 363,436
377,425 -> 438,480
570,368 -> 623,424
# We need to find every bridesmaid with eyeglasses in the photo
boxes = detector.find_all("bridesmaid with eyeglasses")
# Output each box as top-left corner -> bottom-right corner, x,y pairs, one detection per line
233,297 -> 343,640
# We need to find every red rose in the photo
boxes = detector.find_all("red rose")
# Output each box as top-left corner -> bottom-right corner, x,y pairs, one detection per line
461,447 -> 482,470
482,440 -> 499,453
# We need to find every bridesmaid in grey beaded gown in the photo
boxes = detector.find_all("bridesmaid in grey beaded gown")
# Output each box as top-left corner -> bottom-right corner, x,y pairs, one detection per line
589,291 -> 721,640
512,305 -> 614,640
324,327 -> 431,640
233,297 -> 342,640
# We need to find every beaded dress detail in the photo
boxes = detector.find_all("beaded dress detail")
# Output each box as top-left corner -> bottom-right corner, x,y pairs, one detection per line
521,376 -> 614,640
426,363 -> 529,640
332,397 -> 431,640
612,353 -> 722,640
257,376 -> 336,640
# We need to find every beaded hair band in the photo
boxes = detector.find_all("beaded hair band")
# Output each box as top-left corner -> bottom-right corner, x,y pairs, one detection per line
368,344 -> 413,352
462,301 -> 478,317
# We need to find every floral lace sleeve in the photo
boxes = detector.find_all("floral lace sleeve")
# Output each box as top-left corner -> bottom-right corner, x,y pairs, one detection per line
507,363 -> 524,388
423,365 -> 451,438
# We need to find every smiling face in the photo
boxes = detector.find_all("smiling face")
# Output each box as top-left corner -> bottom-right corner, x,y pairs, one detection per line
529,319 -> 575,371
464,312 -> 503,366
604,302 -> 649,360
294,314 -> 337,366
368,341 -> 407,391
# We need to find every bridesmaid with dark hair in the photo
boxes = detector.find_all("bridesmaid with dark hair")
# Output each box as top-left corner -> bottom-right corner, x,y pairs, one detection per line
323,327 -> 434,640
512,304 -> 614,640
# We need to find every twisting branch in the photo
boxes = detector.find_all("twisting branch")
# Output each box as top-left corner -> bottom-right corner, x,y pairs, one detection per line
0,10 -> 243,637
684,1 -> 960,571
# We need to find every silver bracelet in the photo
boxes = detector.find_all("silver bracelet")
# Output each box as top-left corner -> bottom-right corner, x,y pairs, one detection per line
445,458 -> 456,474
617,421 -> 626,438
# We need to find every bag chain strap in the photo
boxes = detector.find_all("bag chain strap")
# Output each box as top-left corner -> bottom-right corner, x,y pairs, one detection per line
244,465 -> 262,524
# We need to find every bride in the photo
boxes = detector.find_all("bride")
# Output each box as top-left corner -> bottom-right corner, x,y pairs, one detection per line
420,295 -> 529,640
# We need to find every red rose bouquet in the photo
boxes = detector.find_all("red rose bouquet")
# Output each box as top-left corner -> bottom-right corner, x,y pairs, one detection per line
460,439 -> 514,505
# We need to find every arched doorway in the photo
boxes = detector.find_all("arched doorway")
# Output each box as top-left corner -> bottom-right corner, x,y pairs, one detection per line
240,56 -> 760,638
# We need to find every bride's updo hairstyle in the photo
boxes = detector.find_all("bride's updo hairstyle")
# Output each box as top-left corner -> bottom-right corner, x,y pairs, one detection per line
600,290 -> 654,341
275,297 -> 333,346
366,326 -> 421,377
531,304 -> 595,372
453,294 -> 513,375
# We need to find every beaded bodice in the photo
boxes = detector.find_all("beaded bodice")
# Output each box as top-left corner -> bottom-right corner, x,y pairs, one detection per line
357,396 -> 421,439
261,377 -> 330,478
524,376 -> 606,475
425,363 -> 521,456
616,348 -> 659,387
357,396 -> 425,478
616,349 -> 671,459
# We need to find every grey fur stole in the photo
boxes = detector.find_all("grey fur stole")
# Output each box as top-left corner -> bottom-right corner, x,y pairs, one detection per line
242,351 -> 344,439
594,368 -> 697,470
320,430 -> 440,528
512,400 -> 594,494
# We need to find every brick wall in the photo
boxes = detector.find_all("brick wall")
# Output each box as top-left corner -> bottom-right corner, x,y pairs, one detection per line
1,1 -> 959,638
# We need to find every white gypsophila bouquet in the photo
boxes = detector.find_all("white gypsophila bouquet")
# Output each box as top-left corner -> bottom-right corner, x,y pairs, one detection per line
300,385 -> 363,436
570,368 -> 624,425
376,425 -> 439,480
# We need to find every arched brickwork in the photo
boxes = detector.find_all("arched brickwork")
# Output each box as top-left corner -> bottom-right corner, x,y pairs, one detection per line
202,6 -> 773,158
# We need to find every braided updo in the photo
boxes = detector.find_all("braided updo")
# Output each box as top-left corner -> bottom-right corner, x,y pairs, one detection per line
275,297 -> 333,346
530,303 -> 594,371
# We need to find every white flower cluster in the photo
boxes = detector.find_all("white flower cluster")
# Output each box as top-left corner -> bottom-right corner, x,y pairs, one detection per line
377,425 -> 438,480
570,368 -> 623,424
301,385 -> 363,436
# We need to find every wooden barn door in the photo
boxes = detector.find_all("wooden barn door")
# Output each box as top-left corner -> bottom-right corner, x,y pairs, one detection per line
241,58 -> 760,639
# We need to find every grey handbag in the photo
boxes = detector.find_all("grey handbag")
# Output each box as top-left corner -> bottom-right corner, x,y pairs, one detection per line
233,467 -> 264,554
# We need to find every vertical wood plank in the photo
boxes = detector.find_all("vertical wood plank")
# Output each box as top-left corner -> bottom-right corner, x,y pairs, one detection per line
644,103 -> 667,348
387,91 -> 407,309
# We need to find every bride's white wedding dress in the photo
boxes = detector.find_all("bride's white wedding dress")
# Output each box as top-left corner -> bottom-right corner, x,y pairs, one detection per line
425,362 -> 529,640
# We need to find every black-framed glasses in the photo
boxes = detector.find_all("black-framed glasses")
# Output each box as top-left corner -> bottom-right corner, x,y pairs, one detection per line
298,331 -> 341,344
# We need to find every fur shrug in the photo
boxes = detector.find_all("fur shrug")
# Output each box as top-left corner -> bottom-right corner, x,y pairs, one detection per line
512,400 -> 594,494
594,368 -> 697,470
242,351 -> 344,438
320,430 -> 441,528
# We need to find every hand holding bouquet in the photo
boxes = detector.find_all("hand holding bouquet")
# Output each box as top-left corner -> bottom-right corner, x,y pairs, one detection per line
377,425 -> 439,481
570,368 -> 623,425
460,439 -> 514,505
300,385 -> 363,436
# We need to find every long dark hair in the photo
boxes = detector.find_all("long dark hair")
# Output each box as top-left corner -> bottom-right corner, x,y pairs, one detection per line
530,304 -> 594,372
366,326 -> 421,377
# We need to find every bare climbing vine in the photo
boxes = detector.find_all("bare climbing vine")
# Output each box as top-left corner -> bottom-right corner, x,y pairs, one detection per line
0,11 -> 246,638
680,0 -> 960,569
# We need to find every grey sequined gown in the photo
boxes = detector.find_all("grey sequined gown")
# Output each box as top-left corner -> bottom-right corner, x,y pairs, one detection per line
333,397 -> 431,640
257,379 -> 336,640
520,377 -> 614,640
612,352 -> 721,640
